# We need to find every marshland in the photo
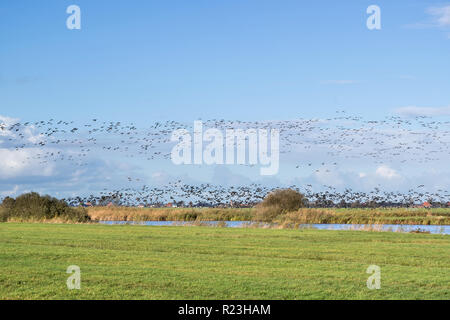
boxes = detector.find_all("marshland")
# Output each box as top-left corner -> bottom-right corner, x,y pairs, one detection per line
2,191 -> 450,229
87,206 -> 450,226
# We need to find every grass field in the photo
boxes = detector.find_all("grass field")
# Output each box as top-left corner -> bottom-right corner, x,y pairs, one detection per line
0,223 -> 449,299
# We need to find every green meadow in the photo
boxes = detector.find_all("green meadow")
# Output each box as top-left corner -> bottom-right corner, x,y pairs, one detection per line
0,223 -> 449,300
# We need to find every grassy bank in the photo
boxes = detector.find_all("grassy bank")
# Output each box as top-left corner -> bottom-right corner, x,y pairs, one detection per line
87,207 -> 450,225
0,223 -> 449,299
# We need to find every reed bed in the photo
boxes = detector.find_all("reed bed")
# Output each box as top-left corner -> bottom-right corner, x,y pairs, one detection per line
87,206 -> 253,222
4,217 -> 94,224
86,206 -> 450,225
275,208 -> 450,225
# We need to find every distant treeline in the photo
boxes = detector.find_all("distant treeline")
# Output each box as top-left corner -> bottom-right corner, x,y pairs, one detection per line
45,183 -> 450,209
58,193 -> 450,209
80,200 -> 450,209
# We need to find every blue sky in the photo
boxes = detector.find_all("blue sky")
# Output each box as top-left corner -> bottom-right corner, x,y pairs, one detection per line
1,0 -> 449,122
1,1 -> 450,200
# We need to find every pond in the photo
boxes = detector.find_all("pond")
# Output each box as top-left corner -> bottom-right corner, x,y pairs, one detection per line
98,221 -> 450,234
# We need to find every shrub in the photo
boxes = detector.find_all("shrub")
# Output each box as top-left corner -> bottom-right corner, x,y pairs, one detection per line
0,192 -> 90,223
253,189 -> 307,222
0,206 -> 8,222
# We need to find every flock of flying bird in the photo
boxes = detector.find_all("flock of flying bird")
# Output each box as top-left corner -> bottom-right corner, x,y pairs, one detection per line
1,112 -> 449,206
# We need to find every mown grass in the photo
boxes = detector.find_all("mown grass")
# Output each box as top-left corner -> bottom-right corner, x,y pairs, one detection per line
87,207 -> 450,225
0,223 -> 449,299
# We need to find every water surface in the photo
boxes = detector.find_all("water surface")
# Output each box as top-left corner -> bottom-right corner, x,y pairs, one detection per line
98,220 -> 450,234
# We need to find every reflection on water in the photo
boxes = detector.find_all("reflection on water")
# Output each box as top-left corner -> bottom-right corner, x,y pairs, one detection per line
98,220 -> 450,234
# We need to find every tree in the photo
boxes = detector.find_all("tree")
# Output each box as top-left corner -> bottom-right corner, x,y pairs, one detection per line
0,192 -> 90,222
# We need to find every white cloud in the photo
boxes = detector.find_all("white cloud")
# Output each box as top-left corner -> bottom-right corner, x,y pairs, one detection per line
0,115 -> 44,145
0,148 -> 55,179
0,115 -> 18,139
406,6 -> 450,36
394,105 -> 450,117
427,5 -> 450,27
375,165 -> 400,179
0,115 -> 54,179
